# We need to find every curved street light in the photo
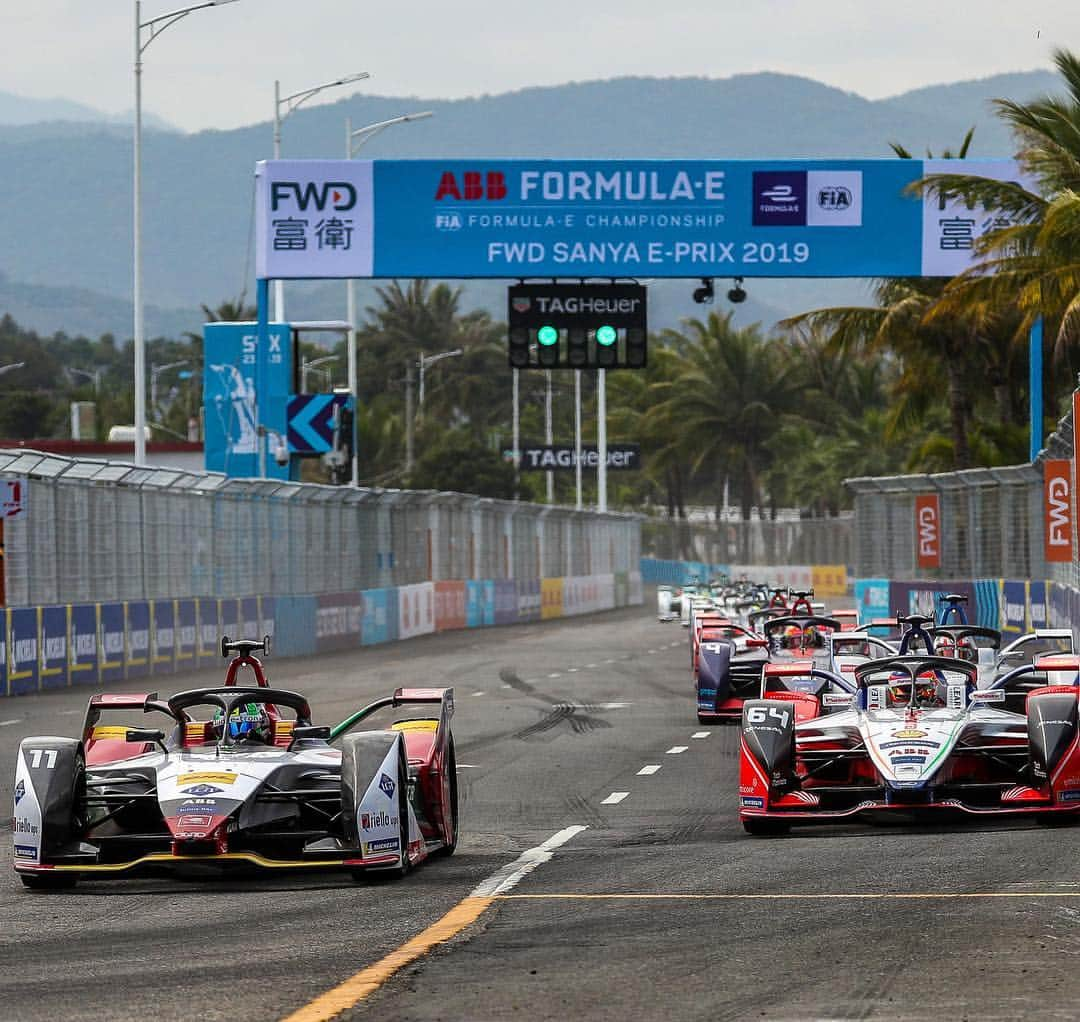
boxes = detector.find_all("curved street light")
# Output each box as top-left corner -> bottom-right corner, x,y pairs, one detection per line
133,0 -> 239,467
344,109 -> 435,486
271,71 -> 371,323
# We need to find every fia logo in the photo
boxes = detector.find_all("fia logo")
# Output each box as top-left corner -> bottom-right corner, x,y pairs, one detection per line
435,213 -> 462,231
817,186 -> 852,211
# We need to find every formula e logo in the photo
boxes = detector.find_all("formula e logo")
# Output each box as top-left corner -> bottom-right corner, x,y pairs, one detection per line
378,772 -> 396,798
13,779 -> 24,805
181,784 -> 223,796
762,184 -> 797,202
270,181 -> 357,212
752,171 -> 806,226
512,297 -> 532,313
434,171 -> 508,201
816,186 -> 852,210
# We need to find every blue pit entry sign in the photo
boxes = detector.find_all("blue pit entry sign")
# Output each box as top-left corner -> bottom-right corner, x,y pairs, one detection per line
256,158 -> 1024,281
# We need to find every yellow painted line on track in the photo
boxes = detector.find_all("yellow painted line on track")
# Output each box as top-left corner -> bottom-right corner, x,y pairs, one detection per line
279,895 -> 494,1022
494,891 -> 1080,901
279,825 -> 588,1022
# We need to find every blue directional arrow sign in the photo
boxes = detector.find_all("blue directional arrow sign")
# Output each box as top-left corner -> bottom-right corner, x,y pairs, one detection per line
287,394 -> 352,454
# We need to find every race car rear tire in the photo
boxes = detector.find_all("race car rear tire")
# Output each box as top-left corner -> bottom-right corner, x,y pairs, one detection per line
19,872 -> 78,890
436,738 -> 459,857
742,818 -> 791,837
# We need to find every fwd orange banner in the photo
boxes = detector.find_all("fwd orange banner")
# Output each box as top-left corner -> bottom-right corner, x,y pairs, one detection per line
914,494 -> 941,569
1044,459 -> 1073,563
434,581 -> 466,631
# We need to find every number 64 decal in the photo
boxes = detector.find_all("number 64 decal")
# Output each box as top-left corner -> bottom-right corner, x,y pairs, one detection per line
747,706 -> 791,729
28,749 -> 58,769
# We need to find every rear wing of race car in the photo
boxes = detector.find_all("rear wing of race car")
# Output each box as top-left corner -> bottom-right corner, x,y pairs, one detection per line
81,691 -> 174,736
329,687 -> 454,741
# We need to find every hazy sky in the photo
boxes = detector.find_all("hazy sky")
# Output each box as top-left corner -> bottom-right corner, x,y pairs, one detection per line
6,1 -> 1077,132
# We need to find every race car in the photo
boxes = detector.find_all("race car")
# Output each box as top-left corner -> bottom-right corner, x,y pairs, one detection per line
12,637 -> 458,888
693,621 -> 770,723
739,649 -> 1080,834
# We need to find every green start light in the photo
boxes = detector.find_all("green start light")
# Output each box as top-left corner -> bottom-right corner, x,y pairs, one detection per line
537,325 -> 559,346
596,324 -> 617,346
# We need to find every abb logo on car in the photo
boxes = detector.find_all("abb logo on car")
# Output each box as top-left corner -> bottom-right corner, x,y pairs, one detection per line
915,494 -> 940,569
1044,459 -> 1073,563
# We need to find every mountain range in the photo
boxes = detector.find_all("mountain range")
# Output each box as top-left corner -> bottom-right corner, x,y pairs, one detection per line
0,69 -> 1059,341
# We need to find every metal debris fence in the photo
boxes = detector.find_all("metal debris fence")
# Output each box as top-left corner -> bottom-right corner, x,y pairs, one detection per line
640,514 -> 854,570
845,396 -> 1078,587
0,450 -> 641,608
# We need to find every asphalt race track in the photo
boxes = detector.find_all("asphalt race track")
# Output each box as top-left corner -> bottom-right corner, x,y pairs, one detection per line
3,600 -> 1080,1021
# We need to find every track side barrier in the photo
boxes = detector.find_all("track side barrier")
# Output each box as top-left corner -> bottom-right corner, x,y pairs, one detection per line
0,570 -> 642,698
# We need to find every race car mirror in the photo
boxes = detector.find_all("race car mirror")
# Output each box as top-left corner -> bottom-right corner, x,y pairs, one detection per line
746,638 -> 768,648
971,689 -> 1006,703
821,692 -> 851,708
291,725 -> 331,742
125,728 -> 168,754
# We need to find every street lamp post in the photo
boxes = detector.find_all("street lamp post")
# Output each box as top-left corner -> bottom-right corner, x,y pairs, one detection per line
271,71 -> 371,323
545,369 -> 553,504
150,359 -> 188,418
417,348 -> 463,411
345,110 -> 433,487
134,0 -> 238,468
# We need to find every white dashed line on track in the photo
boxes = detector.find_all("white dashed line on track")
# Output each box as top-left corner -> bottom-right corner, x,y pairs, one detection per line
666,746 -> 689,755
601,791 -> 630,805
691,732 -> 711,739
471,691 -> 486,697
0,719 -> 20,727
567,668 -> 578,673
637,765 -> 662,776
585,664 -> 597,669
548,672 -> 561,678
604,659 -> 616,665
456,764 -> 480,769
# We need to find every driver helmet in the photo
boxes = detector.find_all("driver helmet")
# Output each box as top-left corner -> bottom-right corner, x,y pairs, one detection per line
936,635 -> 957,657
782,624 -> 802,649
915,670 -> 945,707
887,672 -> 912,708
213,702 -> 271,743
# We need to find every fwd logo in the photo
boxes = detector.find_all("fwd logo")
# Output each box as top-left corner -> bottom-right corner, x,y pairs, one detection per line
271,181 -> 357,211
435,171 -> 508,201
915,494 -> 940,568
1044,459 -> 1073,562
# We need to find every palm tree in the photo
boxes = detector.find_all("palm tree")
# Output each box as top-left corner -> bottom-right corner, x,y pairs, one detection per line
647,311 -> 806,519
912,49 -> 1080,361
